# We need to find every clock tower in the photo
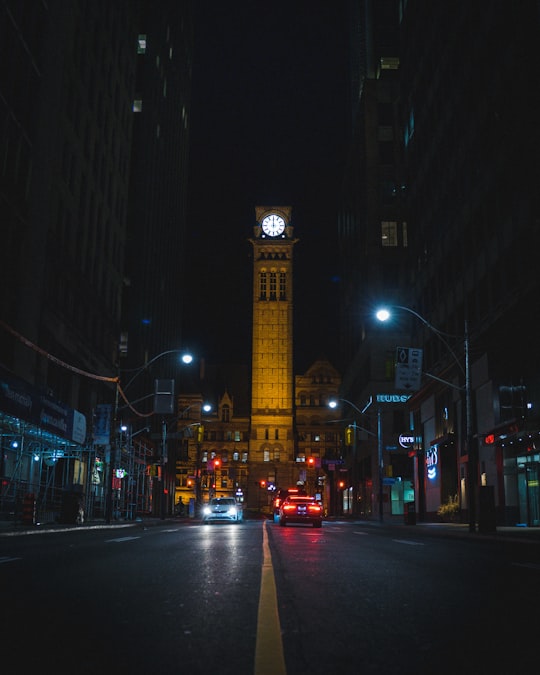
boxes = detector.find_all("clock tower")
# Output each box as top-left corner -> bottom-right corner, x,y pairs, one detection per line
249,206 -> 298,497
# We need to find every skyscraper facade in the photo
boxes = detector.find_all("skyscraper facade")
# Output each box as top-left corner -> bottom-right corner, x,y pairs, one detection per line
338,0 -> 540,526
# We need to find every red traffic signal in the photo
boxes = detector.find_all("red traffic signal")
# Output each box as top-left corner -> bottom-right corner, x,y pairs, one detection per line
307,456 -> 315,467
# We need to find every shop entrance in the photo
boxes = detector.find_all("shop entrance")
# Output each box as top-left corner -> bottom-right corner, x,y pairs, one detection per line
518,460 -> 540,526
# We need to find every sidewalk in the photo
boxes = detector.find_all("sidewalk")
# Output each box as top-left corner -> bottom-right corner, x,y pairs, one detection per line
343,516 -> 540,545
0,515 -> 194,537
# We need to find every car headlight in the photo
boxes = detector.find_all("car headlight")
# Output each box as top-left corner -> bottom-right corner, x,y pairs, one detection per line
227,508 -> 237,517
203,506 -> 211,516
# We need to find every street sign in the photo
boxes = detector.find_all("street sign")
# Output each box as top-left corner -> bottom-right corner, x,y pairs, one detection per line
395,347 -> 423,391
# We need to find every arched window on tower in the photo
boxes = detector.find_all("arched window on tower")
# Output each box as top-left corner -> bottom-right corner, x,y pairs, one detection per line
269,272 -> 277,300
259,271 -> 267,300
279,272 -> 287,300
221,405 -> 230,422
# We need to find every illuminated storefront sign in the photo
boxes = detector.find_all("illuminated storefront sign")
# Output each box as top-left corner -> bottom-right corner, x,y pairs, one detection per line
375,393 -> 412,404
426,445 -> 438,480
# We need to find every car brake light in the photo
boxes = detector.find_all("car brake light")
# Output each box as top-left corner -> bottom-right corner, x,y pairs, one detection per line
283,504 -> 296,513
308,504 -> 322,514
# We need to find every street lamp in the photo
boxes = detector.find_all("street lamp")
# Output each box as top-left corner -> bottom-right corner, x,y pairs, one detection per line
108,349 -> 194,523
121,349 -> 194,392
328,398 -> 381,520
375,305 -> 475,532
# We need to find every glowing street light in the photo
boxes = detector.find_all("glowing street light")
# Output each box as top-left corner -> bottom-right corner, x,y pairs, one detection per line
121,349 -> 194,391
376,305 -> 475,532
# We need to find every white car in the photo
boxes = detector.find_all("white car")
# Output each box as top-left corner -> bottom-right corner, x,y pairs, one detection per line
202,498 -> 243,524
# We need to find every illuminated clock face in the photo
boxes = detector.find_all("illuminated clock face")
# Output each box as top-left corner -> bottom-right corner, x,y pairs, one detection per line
261,214 -> 286,236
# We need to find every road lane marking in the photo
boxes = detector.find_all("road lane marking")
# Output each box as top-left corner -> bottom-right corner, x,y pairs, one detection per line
353,531 -> 369,536
392,539 -> 425,546
254,521 -> 287,675
0,556 -> 20,564
513,562 -> 540,571
105,536 -> 140,543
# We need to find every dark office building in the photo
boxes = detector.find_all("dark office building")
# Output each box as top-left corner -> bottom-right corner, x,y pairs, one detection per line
0,1 -> 194,521
338,1 -> 540,526
122,3 -> 194,397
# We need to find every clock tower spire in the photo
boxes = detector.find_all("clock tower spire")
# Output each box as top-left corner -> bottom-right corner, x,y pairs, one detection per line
249,206 -> 298,497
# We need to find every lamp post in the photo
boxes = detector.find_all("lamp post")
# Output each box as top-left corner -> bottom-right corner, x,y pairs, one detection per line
109,349 -> 194,523
376,306 -> 475,532
328,398 -> 381,520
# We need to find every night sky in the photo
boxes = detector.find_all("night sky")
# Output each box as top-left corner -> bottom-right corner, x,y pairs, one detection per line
184,1 -> 349,372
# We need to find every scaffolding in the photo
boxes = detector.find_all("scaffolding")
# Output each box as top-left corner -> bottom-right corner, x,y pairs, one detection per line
0,411 -> 155,524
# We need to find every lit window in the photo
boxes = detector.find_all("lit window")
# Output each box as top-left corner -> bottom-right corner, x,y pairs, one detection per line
279,272 -> 286,300
269,272 -> 277,299
380,56 -> 399,70
259,271 -> 267,299
404,107 -> 415,146
381,221 -> 398,247
137,35 -> 147,54
133,99 -> 142,113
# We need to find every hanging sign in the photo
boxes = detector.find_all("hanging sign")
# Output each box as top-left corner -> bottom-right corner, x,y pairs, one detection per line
395,347 -> 423,391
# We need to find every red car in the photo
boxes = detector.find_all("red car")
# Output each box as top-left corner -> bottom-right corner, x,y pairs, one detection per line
278,495 -> 323,528
272,486 -> 307,522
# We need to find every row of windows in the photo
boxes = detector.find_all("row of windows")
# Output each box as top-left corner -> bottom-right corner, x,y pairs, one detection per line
259,271 -> 287,300
297,394 -> 333,406
201,450 -> 248,463
203,430 -> 245,442
199,429 -> 338,443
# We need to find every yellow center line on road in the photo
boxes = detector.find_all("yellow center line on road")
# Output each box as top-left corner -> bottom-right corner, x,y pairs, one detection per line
254,520 -> 287,675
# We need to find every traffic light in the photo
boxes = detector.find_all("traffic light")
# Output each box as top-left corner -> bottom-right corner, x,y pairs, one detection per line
197,425 -> 204,442
214,459 -> 220,469
307,456 -> 315,467
345,426 -> 354,446
260,480 -> 266,488
338,480 -> 345,489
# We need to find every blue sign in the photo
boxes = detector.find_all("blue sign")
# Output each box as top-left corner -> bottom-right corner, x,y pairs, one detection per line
0,372 -> 86,444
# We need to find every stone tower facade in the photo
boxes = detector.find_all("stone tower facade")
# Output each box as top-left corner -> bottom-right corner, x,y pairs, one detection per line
248,206 -> 298,504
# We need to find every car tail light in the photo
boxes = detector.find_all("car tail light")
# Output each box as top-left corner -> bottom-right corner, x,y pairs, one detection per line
283,504 -> 297,513
308,504 -> 322,514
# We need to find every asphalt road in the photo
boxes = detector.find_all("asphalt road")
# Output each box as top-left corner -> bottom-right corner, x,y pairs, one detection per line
1,519 -> 539,675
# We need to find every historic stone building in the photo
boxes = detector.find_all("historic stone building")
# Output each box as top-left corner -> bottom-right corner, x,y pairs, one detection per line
173,208 -> 343,516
